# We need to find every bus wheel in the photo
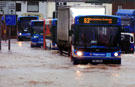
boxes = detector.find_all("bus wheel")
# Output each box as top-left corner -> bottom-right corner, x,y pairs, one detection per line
31,45 -> 34,48
73,60 -> 78,65
18,38 -> 22,41
73,59 -> 80,65
18,39 -> 20,41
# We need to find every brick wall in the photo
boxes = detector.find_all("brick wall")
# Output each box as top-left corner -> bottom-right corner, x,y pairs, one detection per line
112,1 -> 135,15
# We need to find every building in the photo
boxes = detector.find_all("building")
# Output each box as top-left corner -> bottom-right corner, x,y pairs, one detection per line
1,0 -> 135,17
16,1 -> 112,19
0,0 -> 113,19
16,1 -> 47,19
0,1 -> 16,14
112,0 -> 135,15
0,0 -> 113,38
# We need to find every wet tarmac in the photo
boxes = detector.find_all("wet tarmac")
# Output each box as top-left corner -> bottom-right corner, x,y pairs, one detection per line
0,39 -> 135,87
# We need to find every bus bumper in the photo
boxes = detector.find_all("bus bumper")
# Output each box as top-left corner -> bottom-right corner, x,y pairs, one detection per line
18,36 -> 31,41
31,42 -> 43,47
72,57 -> 121,65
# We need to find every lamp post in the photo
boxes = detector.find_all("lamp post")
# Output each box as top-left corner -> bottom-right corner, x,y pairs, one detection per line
8,10 -> 13,51
0,9 -> 4,50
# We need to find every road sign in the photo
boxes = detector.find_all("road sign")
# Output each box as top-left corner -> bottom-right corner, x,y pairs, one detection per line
0,15 -> 2,50
5,15 -> 17,26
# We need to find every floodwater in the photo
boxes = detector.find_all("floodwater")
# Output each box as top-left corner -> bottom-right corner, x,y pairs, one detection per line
0,39 -> 135,87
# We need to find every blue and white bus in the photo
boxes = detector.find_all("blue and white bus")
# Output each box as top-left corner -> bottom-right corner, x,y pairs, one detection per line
116,9 -> 135,53
71,15 -> 122,64
121,32 -> 134,53
30,20 -> 44,47
17,16 -> 39,41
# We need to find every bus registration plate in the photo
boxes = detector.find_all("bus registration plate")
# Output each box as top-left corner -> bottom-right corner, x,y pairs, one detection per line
92,60 -> 103,63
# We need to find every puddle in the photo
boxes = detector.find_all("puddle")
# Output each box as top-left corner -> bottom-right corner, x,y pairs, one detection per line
28,80 -> 53,85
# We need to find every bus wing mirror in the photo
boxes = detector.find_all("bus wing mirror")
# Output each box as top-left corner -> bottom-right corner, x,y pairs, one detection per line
130,36 -> 134,43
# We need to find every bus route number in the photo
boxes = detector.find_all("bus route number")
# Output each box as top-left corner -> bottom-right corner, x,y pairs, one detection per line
84,18 -> 112,24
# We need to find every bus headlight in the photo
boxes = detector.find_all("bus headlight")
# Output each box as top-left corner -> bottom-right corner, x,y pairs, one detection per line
19,33 -> 22,36
114,52 -> 118,57
76,51 -> 83,56
33,36 -> 38,38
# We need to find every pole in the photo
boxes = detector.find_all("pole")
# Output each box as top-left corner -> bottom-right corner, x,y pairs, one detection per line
0,9 -> 4,50
8,10 -> 13,51
8,26 -> 11,50
43,19 -> 46,50
0,16 -> 2,50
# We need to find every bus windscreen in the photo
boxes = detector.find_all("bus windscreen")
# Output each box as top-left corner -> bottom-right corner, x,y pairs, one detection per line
19,17 -> 38,21
73,26 -> 120,48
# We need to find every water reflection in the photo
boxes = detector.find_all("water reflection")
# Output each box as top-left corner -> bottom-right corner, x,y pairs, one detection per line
77,65 -> 90,69
111,73 -> 120,83
75,70 -> 83,80
112,73 -> 120,77
77,64 -> 120,70
75,64 -> 121,84
17,42 -> 23,47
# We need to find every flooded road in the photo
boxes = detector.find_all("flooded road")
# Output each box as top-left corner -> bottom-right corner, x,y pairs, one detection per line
0,39 -> 135,87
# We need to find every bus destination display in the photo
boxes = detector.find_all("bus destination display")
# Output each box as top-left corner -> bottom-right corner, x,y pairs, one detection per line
79,16 -> 118,24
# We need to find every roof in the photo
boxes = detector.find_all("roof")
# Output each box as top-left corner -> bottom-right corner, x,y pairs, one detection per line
75,15 -> 121,18
18,16 -> 39,18
116,9 -> 135,16
31,20 -> 44,22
